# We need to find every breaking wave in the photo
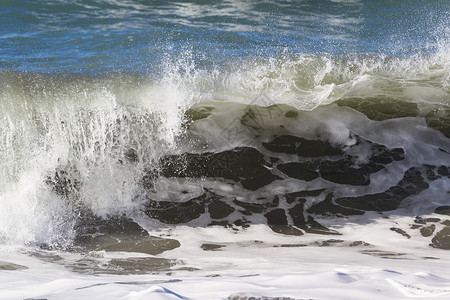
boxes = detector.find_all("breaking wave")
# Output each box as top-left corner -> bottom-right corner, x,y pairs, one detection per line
0,50 -> 449,248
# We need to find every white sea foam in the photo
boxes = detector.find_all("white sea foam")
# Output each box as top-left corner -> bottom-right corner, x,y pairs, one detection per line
1,223 -> 450,300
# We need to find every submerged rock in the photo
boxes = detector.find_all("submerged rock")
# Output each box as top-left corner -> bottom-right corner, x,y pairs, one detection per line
146,189 -> 236,224
335,167 -> 429,211
420,224 -> 436,237
307,193 -> 364,216
159,147 -> 280,191
68,256 -> 178,275
146,195 -> 206,224
264,208 -> 304,236
73,214 -> 180,255
277,162 -> 319,181
435,206 -> 450,216
208,198 -> 235,219
263,135 -> 342,157
0,261 -> 28,271
272,135 -> 404,186
336,97 -> 419,121
431,226 -> 450,250
425,107 -> 450,138
390,227 -> 411,239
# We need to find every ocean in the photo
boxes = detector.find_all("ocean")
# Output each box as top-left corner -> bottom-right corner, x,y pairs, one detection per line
0,1 -> 449,299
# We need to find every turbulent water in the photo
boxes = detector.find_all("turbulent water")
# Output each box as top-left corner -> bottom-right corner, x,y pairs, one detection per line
0,1 -> 450,297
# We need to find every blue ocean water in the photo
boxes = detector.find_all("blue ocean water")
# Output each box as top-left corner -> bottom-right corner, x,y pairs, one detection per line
0,0 -> 448,73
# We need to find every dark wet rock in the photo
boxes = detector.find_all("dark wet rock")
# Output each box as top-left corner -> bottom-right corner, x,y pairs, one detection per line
268,225 -> 304,236
201,243 -> 225,251
317,138 -> 404,186
73,214 -> 180,255
209,219 -> 252,230
442,220 -> 450,226
208,199 -> 235,219
263,135 -> 342,157
437,165 -> 449,177
273,136 -> 404,186
146,188 -> 234,224
336,97 -> 419,121
271,195 -> 280,207
399,167 -> 431,191
0,261 -> 28,271
357,137 -> 405,163
390,227 -> 411,239
284,189 -> 325,203
349,241 -> 371,247
154,134 -> 405,196
296,140 -> 343,158
74,214 -> 148,241
208,220 -> 231,227
414,216 -> 427,224
233,219 -> 251,229
284,110 -> 298,118
184,106 -> 214,123
335,167 -> 429,211
146,198 -> 205,224
95,257 -> 177,275
264,208 -> 287,226
426,218 -> 441,223
336,192 -> 401,211
233,200 -> 265,214
277,162 -> 319,181
146,195 -> 207,224
89,236 -> 180,256
423,165 -> 442,181
263,135 -> 299,155
274,244 -> 308,248
435,206 -> 450,216
241,171 -> 279,191
318,160 -> 371,186
360,250 -> 408,259
229,294 -> 298,300
159,147 -> 280,191
420,224 -> 436,237
302,216 -> 340,235
233,196 -> 279,217
30,252 -> 63,264
315,239 -> 345,247
264,209 -> 303,235
371,148 -> 405,164
284,196 -> 340,235
425,107 -> 450,138
307,193 -> 364,216
288,203 -> 307,226
431,226 -> 450,249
